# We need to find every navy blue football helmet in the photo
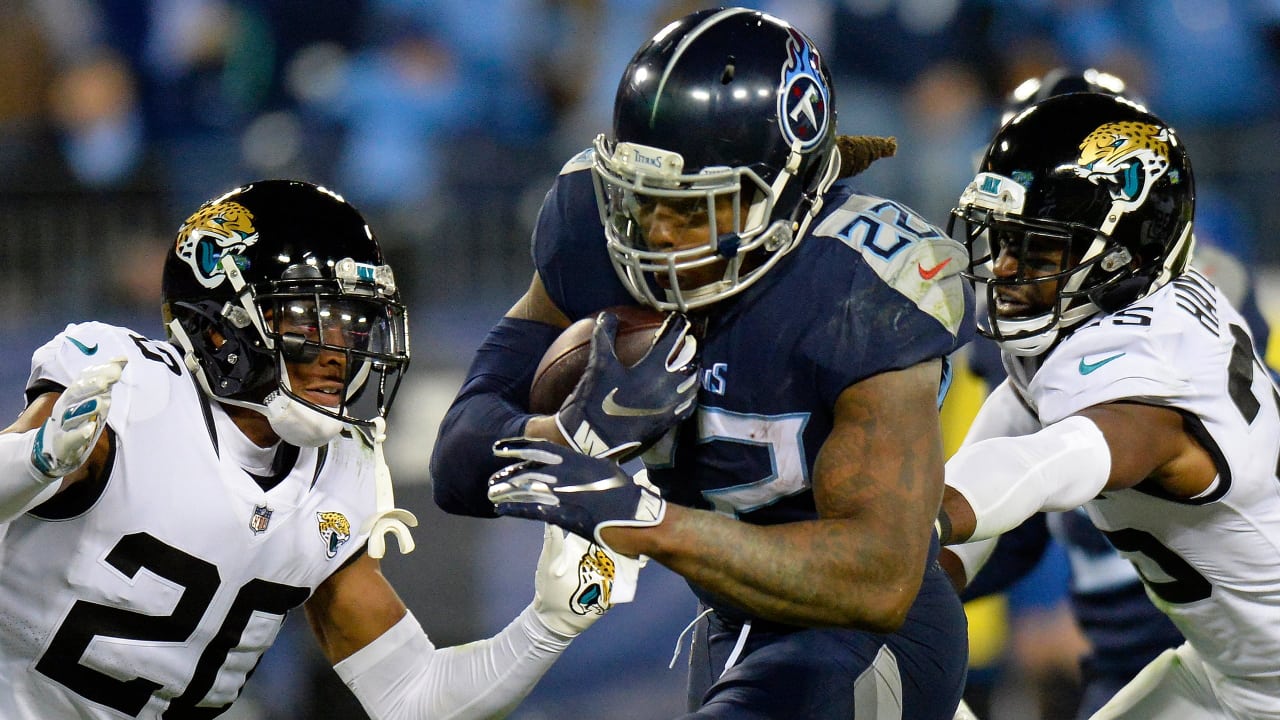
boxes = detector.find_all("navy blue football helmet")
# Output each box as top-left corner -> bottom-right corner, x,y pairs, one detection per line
951,93 -> 1194,355
592,7 -> 841,311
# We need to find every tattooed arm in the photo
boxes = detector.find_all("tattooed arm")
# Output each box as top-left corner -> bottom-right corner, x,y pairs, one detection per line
601,360 -> 945,631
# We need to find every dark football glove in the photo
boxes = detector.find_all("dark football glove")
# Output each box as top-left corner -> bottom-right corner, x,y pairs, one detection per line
487,437 -> 666,547
555,310 -> 698,459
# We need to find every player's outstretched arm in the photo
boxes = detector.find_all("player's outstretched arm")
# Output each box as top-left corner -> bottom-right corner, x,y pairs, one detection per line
0,357 -> 125,522
938,513 -> 1050,595
940,402 -> 1212,544
491,360 -> 949,631
315,525 -> 638,720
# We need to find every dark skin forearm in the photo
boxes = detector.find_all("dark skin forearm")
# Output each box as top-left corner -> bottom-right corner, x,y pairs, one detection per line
611,507 -> 919,630
603,361 -> 946,631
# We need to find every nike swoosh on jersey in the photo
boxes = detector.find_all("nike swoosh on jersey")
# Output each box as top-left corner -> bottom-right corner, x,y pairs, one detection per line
1078,352 -> 1126,375
602,389 -> 665,417
917,258 -> 953,280
68,337 -> 99,355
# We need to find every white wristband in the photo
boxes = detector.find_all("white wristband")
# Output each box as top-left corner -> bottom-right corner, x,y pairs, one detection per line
945,536 -> 999,587
946,415 -> 1111,542
0,431 -> 60,523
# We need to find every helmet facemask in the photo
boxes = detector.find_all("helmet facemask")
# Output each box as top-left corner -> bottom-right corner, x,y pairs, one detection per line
169,254 -> 409,445
592,136 -> 836,312
954,208 -> 1120,356
951,172 -> 1139,356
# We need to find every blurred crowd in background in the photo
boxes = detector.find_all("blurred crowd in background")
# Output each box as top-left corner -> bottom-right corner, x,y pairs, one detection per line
1,1 -> 1278,718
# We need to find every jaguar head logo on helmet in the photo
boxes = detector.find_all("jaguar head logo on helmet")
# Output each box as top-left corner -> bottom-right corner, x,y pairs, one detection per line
1073,121 -> 1175,214
174,199 -> 260,289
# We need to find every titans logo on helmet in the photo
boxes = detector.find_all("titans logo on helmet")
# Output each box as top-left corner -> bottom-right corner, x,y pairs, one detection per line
777,28 -> 830,150
174,200 -> 260,289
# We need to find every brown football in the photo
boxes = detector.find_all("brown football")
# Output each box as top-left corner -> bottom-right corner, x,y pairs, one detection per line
529,305 -> 670,414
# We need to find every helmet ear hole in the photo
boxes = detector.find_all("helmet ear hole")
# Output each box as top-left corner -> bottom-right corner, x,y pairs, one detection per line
205,326 -> 226,349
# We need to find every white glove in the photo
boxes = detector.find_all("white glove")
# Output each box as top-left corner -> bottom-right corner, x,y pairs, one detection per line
531,523 -> 642,637
30,357 -> 127,480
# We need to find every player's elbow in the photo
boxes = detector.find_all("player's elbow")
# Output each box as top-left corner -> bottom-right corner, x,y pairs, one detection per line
827,569 -> 920,633
428,445 -> 498,519
855,583 -> 917,633
429,467 -> 498,519
428,400 -> 521,519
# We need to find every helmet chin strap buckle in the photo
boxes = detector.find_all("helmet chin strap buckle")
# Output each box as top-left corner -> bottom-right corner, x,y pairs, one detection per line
763,223 -> 793,252
1100,247 -> 1133,272
221,302 -> 253,329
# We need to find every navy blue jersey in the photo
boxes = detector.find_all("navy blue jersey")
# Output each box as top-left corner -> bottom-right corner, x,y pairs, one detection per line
536,157 -> 974,615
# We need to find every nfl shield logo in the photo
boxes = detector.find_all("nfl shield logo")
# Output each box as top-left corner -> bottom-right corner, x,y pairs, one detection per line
250,505 -> 273,534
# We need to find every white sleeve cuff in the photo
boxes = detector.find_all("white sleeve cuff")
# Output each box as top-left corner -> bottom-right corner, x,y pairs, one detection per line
333,610 -> 432,686
335,605 -> 572,720
948,415 -> 1112,542
946,536 -> 999,587
0,430 -> 60,523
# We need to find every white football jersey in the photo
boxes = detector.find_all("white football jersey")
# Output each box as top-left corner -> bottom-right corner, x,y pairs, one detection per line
0,322 -> 378,718
976,269 -> 1280,714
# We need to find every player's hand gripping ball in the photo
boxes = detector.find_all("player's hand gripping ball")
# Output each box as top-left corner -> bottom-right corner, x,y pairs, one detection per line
532,306 -> 699,459
529,305 -> 671,413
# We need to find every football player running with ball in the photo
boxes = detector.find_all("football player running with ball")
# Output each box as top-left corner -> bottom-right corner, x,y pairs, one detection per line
430,8 -> 975,718
0,180 -> 636,719
937,93 -> 1280,718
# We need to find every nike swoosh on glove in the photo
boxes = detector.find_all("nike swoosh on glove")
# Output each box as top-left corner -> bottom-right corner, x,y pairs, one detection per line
555,310 -> 698,459
487,437 -> 666,549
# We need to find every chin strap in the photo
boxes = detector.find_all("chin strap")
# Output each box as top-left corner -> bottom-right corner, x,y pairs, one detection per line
365,416 -> 419,558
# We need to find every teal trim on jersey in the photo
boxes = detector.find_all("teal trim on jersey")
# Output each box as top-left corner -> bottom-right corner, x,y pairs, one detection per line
1078,352 -> 1126,375
67,337 -> 99,355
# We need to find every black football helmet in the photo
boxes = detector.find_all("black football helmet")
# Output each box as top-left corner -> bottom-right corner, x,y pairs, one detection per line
161,180 -> 409,439
1000,67 -> 1132,126
592,7 -> 841,312
950,93 -> 1194,355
